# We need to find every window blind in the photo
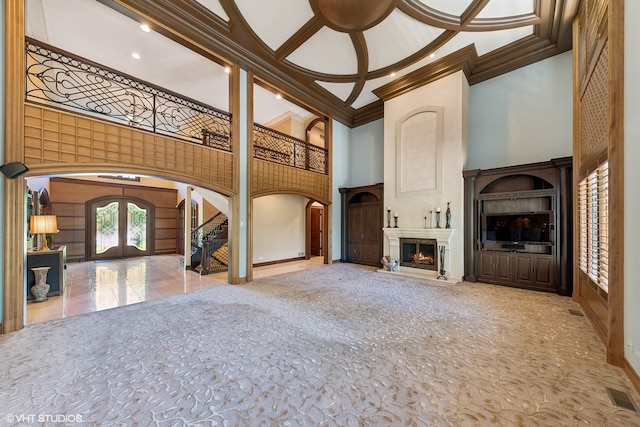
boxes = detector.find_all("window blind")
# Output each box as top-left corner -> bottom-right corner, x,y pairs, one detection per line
578,161 -> 609,294
598,162 -> 609,292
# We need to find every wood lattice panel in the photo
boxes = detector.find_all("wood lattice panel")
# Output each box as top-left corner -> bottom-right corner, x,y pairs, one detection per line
252,159 -> 330,204
24,103 -> 234,193
579,43 -> 608,163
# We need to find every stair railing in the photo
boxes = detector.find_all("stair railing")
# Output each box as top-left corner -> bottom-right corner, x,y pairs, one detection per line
189,213 -> 228,272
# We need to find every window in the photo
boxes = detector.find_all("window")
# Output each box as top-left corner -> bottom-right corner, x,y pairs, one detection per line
578,161 -> 608,293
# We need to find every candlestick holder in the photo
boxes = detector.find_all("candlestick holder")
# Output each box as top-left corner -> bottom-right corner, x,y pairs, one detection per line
393,216 -> 398,228
437,245 -> 448,280
436,211 -> 441,228
387,209 -> 391,228
424,216 -> 428,229
429,210 -> 433,228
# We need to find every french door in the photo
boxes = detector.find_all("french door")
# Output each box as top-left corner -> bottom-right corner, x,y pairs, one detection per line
88,196 -> 154,260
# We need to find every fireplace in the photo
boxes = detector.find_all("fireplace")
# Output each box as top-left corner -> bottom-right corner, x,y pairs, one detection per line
400,238 -> 437,270
382,228 -> 455,282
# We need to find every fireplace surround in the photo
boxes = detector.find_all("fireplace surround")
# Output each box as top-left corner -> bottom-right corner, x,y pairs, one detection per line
400,238 -> 437,270
382,228 -> 456,282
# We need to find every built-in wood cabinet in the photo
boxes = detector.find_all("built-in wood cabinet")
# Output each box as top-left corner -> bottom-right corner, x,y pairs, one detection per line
339,183 -> 384,267
463,158 -> 572,294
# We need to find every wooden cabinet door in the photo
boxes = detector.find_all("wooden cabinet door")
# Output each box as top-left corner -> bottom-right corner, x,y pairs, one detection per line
477,251 -> 497,281
513,253 -> 534,285
478,251 -> 512,283
495,253 -> 512,281
348,242 -> 363,262
533,255 -> 555,289
513,253 -> 555,290
347,203 -> 381,265
341,185 -> 383,267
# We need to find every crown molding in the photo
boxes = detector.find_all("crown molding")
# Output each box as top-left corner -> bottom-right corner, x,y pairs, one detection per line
373,45 -> 478,102
101,0 -> 578,129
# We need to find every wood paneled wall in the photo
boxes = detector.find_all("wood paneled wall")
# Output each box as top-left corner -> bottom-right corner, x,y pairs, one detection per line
24,103 -> 235,194
49,177 -> 178,262
573,0 -> 625,366
252,159 -> 330,205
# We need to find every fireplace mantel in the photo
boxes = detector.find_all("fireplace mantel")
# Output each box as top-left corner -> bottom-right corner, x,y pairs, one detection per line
382,228 -> 458,283
383,228 -> 454,241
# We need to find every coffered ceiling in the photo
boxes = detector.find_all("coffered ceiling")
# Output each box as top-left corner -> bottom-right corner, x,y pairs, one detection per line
29,0 -> 581,127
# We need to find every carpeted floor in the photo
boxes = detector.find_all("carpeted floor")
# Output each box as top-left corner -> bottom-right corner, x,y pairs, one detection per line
1,263 -> 639,426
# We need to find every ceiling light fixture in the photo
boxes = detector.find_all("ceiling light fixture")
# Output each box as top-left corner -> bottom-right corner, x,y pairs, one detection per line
140,24 -> 151,32
131,52 -> 141,60
224,66 -> 231,74
390,72 -> 396,77
276,94 -> 282,100
429,53 -> 436,58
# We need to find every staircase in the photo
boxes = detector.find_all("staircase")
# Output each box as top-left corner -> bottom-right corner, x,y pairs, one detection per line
189,213 -> 228,275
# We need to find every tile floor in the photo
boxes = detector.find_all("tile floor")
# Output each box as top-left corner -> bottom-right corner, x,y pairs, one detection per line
26,254 -> 325,325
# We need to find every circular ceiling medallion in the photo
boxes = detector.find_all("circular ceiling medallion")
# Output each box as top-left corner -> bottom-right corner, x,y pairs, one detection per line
311,0 -> 396,32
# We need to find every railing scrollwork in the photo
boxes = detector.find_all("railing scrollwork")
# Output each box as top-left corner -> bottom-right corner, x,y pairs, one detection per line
25,38 -> 232,152
24,38 -> 331,173
253,123 -> 328,174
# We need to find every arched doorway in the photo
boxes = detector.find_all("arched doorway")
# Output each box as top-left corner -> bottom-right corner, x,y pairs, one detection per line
87,196 -> 155,260
306,201 -> 324,258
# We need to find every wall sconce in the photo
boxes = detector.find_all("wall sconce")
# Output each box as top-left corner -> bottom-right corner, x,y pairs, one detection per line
0,162 -> 29,179
30,215 -> 58,251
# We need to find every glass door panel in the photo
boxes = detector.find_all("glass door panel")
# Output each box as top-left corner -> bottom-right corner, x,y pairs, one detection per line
127,202 -> 147,251
96,201 -> 120,254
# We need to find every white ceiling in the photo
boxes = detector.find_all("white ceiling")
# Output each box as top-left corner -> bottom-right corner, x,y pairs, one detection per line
25,0 -> 575,125
25,0 -> 311,125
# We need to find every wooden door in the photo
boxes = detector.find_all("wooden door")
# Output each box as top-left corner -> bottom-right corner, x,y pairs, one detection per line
347,201 -> 381,265
340,184 -> 383,266
177,200 -> 198,255
88,196 -> 154,260
310,206 -> 323,256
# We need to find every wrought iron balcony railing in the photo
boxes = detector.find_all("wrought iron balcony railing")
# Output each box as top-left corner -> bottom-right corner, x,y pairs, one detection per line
25,38 -> 232,152
253,123 -> 328,175
25,38 -> 329,174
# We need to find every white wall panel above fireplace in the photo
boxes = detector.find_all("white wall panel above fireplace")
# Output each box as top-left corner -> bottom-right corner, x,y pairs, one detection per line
396,107 -> 443,195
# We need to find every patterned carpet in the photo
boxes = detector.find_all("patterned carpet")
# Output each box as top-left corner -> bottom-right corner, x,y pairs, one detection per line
1,263 -> 639,426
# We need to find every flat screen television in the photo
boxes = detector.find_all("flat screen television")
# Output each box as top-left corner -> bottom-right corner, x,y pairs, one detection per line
482,211 -> 553,244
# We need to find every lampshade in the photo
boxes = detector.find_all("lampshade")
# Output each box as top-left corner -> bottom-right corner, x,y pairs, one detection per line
30,215 -> 58,234
30,215 -> 58,251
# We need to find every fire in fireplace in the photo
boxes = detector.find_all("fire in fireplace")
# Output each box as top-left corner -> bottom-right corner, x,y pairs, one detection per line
400,238 -> 438,271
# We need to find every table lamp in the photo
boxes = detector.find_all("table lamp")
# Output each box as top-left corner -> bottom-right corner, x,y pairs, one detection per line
30,215 -> 58,251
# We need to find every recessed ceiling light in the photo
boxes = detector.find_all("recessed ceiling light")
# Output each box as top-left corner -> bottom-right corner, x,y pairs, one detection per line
390,72 -> 396,77
140,24 -> 151,32
224,66 -> 231,74
276,94 -> 283,100
429,53 -> 436,58
131,52 -> 141,60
